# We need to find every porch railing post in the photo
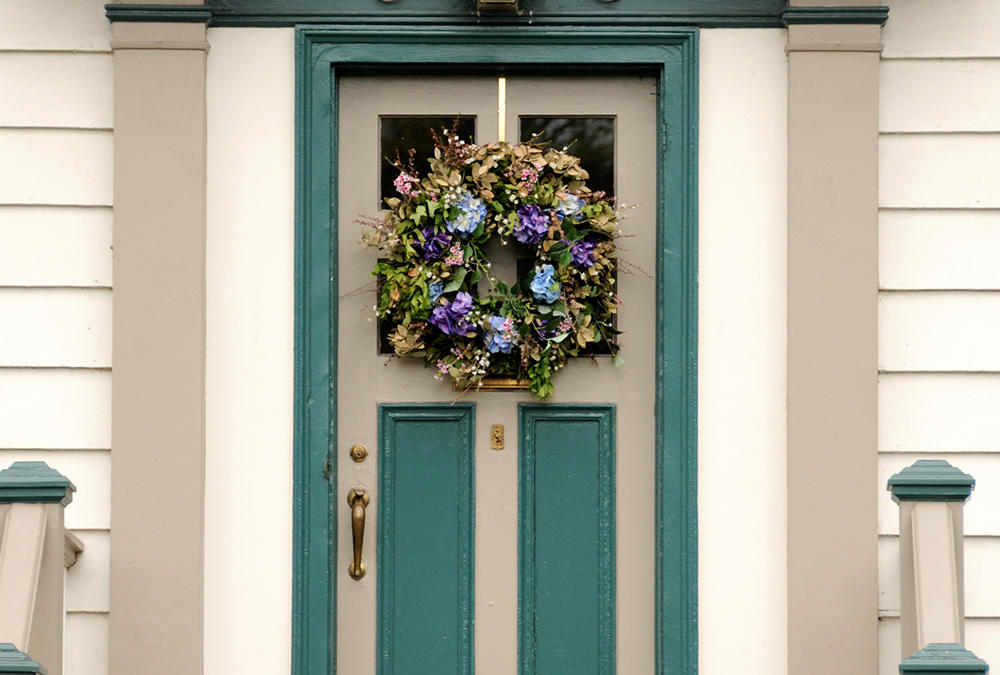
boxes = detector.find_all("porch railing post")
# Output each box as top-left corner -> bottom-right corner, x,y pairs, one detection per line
889,459 -> 989,674
0,462 -> 76,675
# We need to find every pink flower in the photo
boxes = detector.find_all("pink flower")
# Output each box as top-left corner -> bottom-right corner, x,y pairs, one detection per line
393,172 -> 419,196
445,243 -> 465,266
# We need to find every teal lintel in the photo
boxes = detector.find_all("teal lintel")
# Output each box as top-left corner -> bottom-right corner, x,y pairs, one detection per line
0,643 -> 46,674
0,462 -> 76,506
781,6 -> 889,26
899,643 -> 989,674
888,459 -> 975,503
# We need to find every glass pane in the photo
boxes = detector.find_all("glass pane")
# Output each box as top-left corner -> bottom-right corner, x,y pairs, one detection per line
379,116 -> 476,206
519,117 -> 615,198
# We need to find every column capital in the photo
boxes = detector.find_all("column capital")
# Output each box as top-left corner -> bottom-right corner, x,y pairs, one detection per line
899,643 -> 989,674
0,463 -> 75,506
0,644 -> 45,675
889,460 -> 976,503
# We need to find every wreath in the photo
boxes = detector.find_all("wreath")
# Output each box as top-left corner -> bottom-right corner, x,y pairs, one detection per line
361,126 -> 622,399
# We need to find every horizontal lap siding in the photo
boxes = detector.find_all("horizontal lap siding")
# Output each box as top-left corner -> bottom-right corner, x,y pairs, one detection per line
0,3 -> 113,673
879,2 -> 1000,671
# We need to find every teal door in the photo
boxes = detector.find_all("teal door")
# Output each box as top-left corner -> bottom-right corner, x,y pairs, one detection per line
334,73 -> 659,673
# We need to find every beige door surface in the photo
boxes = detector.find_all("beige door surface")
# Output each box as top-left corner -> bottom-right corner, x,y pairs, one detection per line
337,73 -> 657,673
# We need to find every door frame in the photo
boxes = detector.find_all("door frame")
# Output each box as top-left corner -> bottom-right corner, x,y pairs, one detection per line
292,25 -> 699,674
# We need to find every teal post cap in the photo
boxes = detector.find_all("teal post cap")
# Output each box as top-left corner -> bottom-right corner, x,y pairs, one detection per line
0,643 -> 46,674
0,462 -> 76,506
888,460 -> 975,503
900,643 -> 989,674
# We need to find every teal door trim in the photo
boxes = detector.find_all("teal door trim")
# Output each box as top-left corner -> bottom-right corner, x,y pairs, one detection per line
293,24 -> 699,674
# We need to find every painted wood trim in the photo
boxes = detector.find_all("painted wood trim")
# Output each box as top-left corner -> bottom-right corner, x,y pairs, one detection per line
291,29 -> 335,675
889,460 -> 976,503
0,462 -> 75,506
376,404 -> 475,675
106,1 -> 891,27
0,643 -> 45,674
517,404 -> 615,675
782,6 -> 889,26
293,25 -> 698,675
107,0 -> 784,27
104,4 -> 212,23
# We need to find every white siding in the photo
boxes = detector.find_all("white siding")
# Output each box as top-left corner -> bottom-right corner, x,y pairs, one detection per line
698,29 -> 788,675
879,1 -> 1000,670
0,289 -> 111,367
0,2 -> 113,672
880,210 -> 1000,290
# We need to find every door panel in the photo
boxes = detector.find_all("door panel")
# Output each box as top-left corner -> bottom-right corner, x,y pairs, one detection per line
377,404 -> 475,674
337,73 -> 657,673
518,404 -> 616,675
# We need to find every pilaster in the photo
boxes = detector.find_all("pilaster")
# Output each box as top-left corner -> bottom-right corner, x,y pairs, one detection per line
109,4 -> 208,673
785,6 -> 884,674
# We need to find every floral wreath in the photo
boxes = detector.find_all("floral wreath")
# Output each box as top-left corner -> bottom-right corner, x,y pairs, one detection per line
361,126 -> 622,399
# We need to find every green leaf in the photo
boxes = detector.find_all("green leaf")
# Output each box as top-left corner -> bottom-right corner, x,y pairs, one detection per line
427,200 -> 438,217
442,267 -> 467,293
469,268 -> 483,284
537,304 -> 552,315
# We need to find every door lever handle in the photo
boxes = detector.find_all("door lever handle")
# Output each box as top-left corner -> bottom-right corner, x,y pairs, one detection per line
347,488 -> 370,580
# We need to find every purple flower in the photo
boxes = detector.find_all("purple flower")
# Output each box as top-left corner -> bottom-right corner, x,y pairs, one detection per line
570,239 -> 596,267
429,291 -> 476,336
420,227 -> 451,260
514,204 -> 550,245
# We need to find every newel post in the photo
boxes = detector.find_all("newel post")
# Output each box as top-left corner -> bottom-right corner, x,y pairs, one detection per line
888,459 -> 989,674
0,462 -> 76,675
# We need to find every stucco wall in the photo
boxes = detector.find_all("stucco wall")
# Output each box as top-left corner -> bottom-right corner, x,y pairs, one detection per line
0,1 -> 112,674
877,0 -> 1000,671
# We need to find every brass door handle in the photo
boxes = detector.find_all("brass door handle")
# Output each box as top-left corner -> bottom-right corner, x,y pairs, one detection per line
347,488 -> 370,580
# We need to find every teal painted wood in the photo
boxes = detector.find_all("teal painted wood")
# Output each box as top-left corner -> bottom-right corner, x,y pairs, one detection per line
291,29 -> 336,675
518,404 -> 615,675
0,644 -> 45,675
0,462 -> 75,505
378,404 -> 475,675
107,0 -> 786,27
782,6 -> 889,26
295,25 -> 698,674
899,643 -> 989,674
888,460 -> 976,503
103,4 -> 211,23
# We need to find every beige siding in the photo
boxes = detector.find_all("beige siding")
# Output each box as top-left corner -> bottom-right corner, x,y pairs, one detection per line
0,2 -> 112,672
879,2 -> 1000,669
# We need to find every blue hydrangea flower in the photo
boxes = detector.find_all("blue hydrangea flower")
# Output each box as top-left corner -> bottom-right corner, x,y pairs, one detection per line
427,282 -> 443,303
530,264 -> 561,304
554,194 -> 586,219
483,315 -> 516,354
514,204 -> 550,245
445,191 -> 487,238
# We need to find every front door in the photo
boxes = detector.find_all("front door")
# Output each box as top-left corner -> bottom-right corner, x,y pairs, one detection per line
336,73 -> 657,673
